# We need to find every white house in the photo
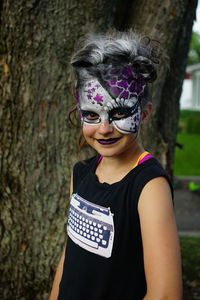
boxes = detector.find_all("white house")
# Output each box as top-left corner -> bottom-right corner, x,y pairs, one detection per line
180,63 -> 200,110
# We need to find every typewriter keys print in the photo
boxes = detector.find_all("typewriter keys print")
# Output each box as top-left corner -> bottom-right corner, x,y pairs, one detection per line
67,193 -> 114,258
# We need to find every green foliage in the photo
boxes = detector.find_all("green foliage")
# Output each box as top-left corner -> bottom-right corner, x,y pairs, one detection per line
188,31 -> 200,64
178,110 -> 200,134
175,110 -> 200,175
179,109 -> 199,121
174,133 -> 200,176
179,109 -> 200,121
189,181 -> 200,191
180,236 -> 200,283
186,114 -> 200,134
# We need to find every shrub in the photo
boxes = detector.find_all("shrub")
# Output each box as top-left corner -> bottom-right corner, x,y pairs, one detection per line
178,110 -> 200,134
186,115 -> 200,134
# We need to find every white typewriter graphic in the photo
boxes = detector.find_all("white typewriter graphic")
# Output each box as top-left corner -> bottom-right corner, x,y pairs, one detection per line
67,193 -> 114,258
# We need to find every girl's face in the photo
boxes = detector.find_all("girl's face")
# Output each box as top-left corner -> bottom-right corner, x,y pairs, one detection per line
78,78 -> 143,135
78,77 -> 149,158
82,101 -> 152,158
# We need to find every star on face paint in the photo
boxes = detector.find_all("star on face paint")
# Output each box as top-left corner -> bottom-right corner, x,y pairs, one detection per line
94,93 -> 103,104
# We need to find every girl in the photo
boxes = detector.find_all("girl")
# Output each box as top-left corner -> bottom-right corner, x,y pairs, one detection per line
50,30 -> 182,300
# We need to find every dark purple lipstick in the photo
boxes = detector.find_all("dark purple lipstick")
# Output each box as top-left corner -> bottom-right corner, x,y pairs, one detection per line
97,138 -> 120,145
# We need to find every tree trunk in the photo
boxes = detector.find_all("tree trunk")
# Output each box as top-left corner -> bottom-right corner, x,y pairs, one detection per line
114,0 -> 197,178
0,1 -> 116,299
0,0 -> 197,299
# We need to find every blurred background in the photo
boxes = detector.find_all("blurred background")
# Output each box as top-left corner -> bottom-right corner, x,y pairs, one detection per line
174,1 -> 200,298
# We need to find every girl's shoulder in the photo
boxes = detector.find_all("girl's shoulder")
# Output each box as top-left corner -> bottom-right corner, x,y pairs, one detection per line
133,158 -> 174,200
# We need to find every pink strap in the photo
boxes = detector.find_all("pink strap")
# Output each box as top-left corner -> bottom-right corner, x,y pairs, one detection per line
98,155 -> 103,164
138,154 -> 153,165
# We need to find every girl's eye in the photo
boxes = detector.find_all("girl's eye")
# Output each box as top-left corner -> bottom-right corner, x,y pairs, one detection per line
109,101 -> 140,121
85,112 -> 99,120
112,110 -> 126,119
110,107 -> 131,120
81,110 -> 100,123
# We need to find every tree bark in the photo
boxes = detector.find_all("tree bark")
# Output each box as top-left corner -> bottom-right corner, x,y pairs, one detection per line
0,1 -> 116,299
0,0 -> 197,299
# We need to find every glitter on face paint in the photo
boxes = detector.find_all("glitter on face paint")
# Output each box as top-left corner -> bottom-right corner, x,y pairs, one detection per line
118,80 -> 129,89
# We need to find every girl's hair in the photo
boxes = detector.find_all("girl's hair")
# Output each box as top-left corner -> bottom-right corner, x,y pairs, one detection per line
69,29 -> 164,153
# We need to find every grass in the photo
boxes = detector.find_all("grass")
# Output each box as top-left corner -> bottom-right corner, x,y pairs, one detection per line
180,236 -> 200,283
174,133 -> 200,176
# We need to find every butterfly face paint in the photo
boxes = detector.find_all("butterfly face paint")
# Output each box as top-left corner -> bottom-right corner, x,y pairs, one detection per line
77,66 -> 146,134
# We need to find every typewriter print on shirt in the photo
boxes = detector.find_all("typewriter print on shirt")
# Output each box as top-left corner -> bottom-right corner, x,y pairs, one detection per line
67,193 -> 115,258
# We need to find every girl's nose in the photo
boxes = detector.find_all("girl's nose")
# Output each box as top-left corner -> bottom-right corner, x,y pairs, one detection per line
98,120 -> 114,134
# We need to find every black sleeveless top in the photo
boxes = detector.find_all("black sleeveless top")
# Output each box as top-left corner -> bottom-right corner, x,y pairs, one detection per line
58,155 -> 173,300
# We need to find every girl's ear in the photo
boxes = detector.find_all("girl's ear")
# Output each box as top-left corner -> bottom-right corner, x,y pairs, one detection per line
141,102 -> 152,125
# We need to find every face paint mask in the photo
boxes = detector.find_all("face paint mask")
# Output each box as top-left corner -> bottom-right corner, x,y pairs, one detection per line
76,66 -> 146,134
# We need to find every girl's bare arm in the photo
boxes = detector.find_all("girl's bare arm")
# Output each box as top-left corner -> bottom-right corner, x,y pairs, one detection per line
49,174 -> 73,300
138,177 -> 182,300
49,246 -> 66,300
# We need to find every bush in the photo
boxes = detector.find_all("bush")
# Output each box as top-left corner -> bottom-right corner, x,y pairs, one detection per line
179,110 -> 200,134
186,115 -> 200,134
174,133 -> 200,176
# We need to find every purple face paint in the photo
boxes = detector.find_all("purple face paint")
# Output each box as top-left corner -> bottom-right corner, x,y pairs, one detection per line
76,65 -> 146,134
76,91 -> 82,119
97,138 -> 121,145
102,65 -> 145,100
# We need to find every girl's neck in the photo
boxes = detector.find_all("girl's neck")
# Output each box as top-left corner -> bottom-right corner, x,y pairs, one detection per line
100,143 -> 144,165
96,145 -> 145,184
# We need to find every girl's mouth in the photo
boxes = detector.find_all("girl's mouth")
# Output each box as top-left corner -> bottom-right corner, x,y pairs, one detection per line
97,138 -> 121,145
